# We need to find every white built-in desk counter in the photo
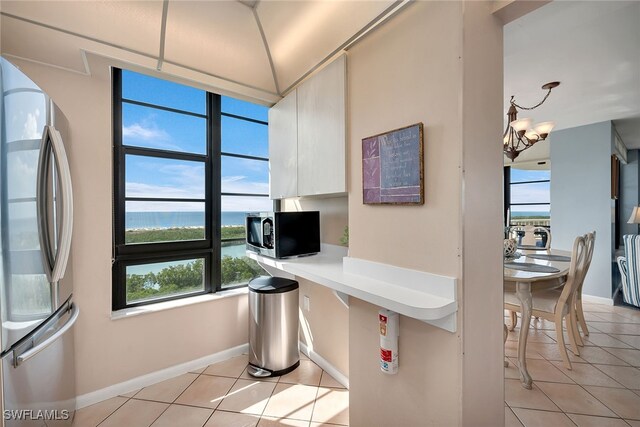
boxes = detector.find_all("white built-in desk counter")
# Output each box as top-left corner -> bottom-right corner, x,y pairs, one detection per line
247,244 -> 458,333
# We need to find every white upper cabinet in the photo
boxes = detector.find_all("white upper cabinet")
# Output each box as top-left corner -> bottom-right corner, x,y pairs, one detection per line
268,54 -> 346,199
297,55 -> 346,196
269,89 -> 298,199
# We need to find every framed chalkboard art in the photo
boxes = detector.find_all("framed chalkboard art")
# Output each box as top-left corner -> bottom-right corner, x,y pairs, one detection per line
362,123 -> 424,205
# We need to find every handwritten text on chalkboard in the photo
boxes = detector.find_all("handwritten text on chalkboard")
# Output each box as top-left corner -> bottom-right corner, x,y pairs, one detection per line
362,123 -> 424,205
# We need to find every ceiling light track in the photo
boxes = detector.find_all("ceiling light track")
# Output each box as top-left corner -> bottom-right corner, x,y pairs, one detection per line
281,0 -> 411,96
156,0 -> 170,71
252,5 -> 281,95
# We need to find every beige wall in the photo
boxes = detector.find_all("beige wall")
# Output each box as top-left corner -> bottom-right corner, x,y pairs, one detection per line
347,2 -> 503,426
460,2 -> 505,424
7,54 -> 249,396
282,196 -> 349,377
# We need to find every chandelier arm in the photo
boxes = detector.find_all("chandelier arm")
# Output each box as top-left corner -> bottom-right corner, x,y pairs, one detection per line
510,88 -> 553,111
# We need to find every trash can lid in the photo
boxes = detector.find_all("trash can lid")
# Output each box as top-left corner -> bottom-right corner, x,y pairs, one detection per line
248,276 -> 299,294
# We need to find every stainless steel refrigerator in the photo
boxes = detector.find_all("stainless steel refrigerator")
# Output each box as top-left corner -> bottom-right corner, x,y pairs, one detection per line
0,57 -> 77,426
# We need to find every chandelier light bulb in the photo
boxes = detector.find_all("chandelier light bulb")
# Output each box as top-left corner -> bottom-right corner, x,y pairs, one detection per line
524,129 -> 539,141
533,121 -> 555,138
510,118 -> 532,133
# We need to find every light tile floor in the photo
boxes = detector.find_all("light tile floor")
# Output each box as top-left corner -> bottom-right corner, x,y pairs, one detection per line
506,301 -> 640,427
75,301 -> 640,426
73,353 -> 348,427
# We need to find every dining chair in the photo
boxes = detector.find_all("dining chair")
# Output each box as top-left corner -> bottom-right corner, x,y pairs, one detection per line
504,234 -> 588,370
617,234 -> 640,308
574,231 -> 596,344
523,226 -> 551,249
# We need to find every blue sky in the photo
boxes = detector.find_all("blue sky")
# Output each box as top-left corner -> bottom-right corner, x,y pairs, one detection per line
121,70 -> 271,212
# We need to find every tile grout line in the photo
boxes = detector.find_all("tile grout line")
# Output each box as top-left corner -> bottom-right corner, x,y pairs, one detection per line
93,395 -> 131,427
257,360 -> 286,424
506,308 -> 640,424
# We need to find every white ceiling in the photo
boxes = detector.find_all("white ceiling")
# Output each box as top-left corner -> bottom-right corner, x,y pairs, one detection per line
3,0 -> 637,149
504,0 -> 640,156
0,0 -> 401,104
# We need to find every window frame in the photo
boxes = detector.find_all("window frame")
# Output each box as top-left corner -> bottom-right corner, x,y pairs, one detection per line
504,166 -> 551,227
111,68 -> 220,310
112,68 -> 272,310
219,112 -> 270,268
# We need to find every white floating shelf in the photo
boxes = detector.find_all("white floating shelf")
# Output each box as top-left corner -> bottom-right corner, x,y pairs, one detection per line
247,244 -> 458,333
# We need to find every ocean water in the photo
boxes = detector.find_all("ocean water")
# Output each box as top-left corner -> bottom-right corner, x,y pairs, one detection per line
127,242 -> 247,275
511,211 -> 550,218
125,211 -> 248,229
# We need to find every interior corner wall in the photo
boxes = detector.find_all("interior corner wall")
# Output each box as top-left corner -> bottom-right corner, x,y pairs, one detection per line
620,150 -> 639,240
4,53 -> 249,396
550,121 -> 613,300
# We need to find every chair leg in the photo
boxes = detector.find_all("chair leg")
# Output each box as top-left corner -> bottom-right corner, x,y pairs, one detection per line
508,310 -> 517,332
566,314 -> 580,357
504,324 -> 509,368
555,313 -> 572,370
576,298 -> 589,337
573,309 -> 584,347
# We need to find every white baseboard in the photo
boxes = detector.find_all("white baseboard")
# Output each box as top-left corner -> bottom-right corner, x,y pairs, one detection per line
582,294 -> 614,306
76,343 -> 249,409
299,341 -> 349,389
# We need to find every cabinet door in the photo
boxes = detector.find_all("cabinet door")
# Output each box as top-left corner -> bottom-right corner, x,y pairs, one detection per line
268,89 -> 298,199
297,55 -> 346,196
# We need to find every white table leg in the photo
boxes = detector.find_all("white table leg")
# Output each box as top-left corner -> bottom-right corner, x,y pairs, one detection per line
516,281 -> 533,389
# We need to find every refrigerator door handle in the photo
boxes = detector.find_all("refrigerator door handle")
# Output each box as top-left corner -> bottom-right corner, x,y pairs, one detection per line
36,125 -> 73,285
48,125 -> 73,284
36,127 -> 55,282
13,301 -> 79,367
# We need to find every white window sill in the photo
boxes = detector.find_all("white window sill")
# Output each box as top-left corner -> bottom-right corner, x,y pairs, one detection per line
111,287 -> 248,321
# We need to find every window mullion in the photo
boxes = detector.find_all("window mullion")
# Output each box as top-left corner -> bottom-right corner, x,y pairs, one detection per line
209,92 -> 222,293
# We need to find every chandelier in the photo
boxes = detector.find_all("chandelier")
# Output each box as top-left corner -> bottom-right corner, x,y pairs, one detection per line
503,81 -> 560,161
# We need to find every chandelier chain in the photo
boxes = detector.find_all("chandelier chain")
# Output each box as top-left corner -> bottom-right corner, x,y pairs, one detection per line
509,88 -> 553,111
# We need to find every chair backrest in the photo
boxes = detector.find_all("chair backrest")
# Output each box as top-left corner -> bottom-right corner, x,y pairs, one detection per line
511,225 -> 552,249
558,234 -> 588,312
575,231 -> 596,298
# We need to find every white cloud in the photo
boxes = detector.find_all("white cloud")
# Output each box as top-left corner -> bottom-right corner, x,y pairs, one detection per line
123,123 -> 169,141
126,200 -> 203,212
222,176 -> 269,195
126,182 -> 202,200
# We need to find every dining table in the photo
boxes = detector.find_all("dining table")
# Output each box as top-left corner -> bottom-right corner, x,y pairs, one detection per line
504,247 -> 572,389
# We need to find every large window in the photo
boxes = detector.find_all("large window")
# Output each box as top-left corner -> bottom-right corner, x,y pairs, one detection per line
112,69 -> 269,310
505,166 -> 551,227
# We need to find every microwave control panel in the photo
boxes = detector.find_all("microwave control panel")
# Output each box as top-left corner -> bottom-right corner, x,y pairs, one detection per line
262,218 -> 274,249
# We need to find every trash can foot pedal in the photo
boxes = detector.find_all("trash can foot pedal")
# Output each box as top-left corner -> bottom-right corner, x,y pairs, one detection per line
247,360 -> 300,378
247,365 -> 272,378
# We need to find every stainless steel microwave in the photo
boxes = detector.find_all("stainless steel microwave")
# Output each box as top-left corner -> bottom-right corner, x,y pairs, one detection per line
246,211 -> 320,259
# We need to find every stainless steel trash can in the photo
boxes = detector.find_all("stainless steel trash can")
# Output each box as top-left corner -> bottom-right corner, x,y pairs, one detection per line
248,276 -> 300,377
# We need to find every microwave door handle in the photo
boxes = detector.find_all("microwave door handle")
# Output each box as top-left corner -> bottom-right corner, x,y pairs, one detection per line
36,128 -> 55,282
48,126 -> 73,284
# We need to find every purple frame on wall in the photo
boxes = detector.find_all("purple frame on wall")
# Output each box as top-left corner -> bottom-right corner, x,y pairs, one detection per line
362,123 -> 424,205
